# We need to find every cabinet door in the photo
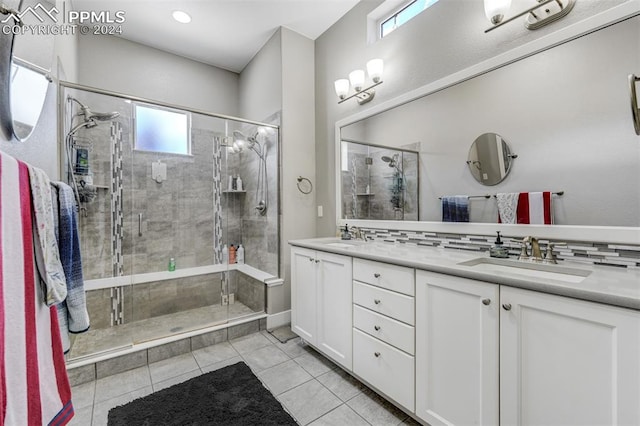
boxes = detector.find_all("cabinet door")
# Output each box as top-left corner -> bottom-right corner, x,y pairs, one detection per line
317,251 -> 353,369
501,287 -> 640,426
291,247 -> 317,345
415,271 -> 499,426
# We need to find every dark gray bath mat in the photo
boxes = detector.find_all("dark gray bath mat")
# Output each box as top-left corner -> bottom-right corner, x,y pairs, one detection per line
267,326 -> 298,343
107,362 -> 297,425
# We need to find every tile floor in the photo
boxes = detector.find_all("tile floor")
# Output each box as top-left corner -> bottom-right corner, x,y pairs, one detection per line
68,330 -> 420,426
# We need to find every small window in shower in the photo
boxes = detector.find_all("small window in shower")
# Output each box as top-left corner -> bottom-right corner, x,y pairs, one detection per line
134,103 -> 191,155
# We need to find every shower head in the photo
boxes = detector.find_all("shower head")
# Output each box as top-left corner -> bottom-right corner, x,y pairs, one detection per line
68,96 -> 120,124
381,156 -> 393,163
231,130 -> 265,159
233,130 -> 258,148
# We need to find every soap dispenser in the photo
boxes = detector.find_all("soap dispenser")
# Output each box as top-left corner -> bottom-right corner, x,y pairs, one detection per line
490,231 -> 509,258
341,224 -> 351,240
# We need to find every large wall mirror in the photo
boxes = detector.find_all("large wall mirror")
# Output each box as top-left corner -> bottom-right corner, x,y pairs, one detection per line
338,14 -> 640,228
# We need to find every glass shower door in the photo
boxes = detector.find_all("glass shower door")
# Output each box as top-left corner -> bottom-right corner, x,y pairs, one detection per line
126,108 -> 229,344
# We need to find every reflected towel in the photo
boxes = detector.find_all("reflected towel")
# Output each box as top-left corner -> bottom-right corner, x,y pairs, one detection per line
496,192 -> 519,224
442,195 -> 469,222
517,192 -> 553,224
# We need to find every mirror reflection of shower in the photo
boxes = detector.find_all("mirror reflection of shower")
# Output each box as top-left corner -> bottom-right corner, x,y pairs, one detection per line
65,96 -> 120,216
382,153 -> 405,219
230,129 -> 268,215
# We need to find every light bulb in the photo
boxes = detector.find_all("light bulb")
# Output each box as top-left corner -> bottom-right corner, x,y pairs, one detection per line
366,59 -> 384,83
349,70 -> 365,92
172,10 -> 191,24
484,0 -> 511,24
334,79 -> 350,99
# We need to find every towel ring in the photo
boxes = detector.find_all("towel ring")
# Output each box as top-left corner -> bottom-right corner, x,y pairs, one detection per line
297,176 -> 313,194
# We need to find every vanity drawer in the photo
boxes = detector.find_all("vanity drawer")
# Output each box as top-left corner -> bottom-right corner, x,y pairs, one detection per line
353,259 -> 414,296
353,329 -> 415,411
353,305 -> 414,355
353,281 -> 415,325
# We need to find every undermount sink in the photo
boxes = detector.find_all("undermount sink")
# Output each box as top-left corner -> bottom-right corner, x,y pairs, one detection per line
325,242 -> 357,248
458,257 -> 592,283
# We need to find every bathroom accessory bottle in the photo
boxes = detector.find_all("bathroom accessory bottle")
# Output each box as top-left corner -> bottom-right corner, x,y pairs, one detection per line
237,244 -> 245,264
222,245 -> 228,263
236,175 -> 243,191
341,224 -> 351,240
229,245 -> 236,264
227,175 -> 233,191
168,257 -> 176,271
490,231 -> 509,258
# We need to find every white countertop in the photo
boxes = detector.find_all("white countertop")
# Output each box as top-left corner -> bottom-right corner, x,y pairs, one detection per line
289,237 -> 640,311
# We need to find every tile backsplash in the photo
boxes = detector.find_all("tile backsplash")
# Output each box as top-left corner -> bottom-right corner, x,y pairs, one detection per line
358,228 -> 640,269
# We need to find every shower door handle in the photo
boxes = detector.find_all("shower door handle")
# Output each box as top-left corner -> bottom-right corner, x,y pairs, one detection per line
138,213 -> 143,236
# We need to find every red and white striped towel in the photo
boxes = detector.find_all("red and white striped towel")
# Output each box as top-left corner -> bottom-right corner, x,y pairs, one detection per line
1,152 -> 74,425
516,192 -> 553,224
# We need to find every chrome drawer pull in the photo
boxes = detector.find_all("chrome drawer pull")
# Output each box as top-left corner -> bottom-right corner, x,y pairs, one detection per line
482,298 -> 491,306
374,352 -> 381,358
374,273 -> 381,278
374,325 -> 381,331
374,299 -> 381,305
502,303 -> 512,311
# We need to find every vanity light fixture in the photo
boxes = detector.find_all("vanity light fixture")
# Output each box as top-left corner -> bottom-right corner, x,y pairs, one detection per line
334,59 -> 384,105
484,0 -> 576,33
172,10 -> 192,24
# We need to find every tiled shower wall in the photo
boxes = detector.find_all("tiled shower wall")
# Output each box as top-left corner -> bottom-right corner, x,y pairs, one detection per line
69,90 -> 279,281
360,228 -> 640,269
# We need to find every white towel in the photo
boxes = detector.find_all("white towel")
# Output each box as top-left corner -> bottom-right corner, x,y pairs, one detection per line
518,192 -> 553,224
28,165 -> 67,306
496,193 -> 519,224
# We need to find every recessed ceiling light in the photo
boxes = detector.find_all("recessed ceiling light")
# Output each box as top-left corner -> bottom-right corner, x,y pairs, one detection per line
172,10 -> 191,24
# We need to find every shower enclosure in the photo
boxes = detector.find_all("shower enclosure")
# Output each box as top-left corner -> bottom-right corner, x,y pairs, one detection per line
59,82 -> 279,363
341,139 -> 419,220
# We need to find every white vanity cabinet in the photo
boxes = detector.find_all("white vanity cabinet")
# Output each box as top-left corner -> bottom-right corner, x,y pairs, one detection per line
290,247 -> 353,370
352,258 -> 416,411
500,286 -> 640,426
415,270 -> 640,426
415,270 -> 500,426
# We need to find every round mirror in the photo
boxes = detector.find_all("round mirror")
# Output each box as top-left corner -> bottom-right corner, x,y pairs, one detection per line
2,0 -> 55,141
466,133 -> 516,186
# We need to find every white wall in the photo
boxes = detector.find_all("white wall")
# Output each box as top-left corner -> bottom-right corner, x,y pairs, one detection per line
237,27 -> 316,313
77,35 -> 239,116
280,27 -> 316,311
315,0 -> 635,236
239,30 -> 282,121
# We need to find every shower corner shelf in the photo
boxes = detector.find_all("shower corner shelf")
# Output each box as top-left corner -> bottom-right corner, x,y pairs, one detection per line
356,193 -> 375,196
223,190 -> 246,193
